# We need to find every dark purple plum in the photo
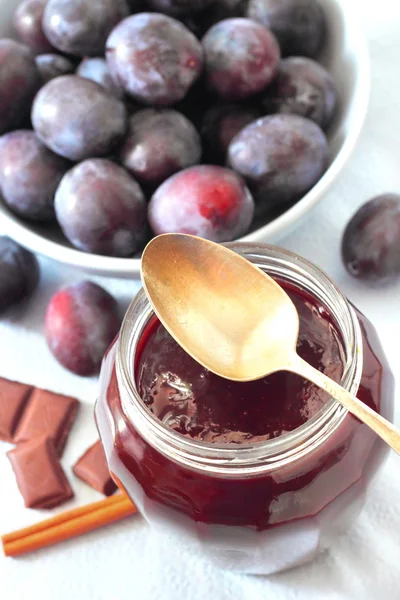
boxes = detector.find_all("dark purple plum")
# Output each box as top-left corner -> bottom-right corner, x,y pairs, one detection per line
228,114 -> 328,211
201,102 -> 260,163
31,75 -> 127,161
120,109 -> 202,189
0,237 -> 40,314
42,0 -> 130,56
0,130 -> 70,221
247,0 -> 325,58
146,0 -> 214,15
76,57 -> 124,99
202,18 -> 280,100
262,57 -> 337,129
55,158 -> 147,256
13,0 -> 53,54
0,39 -> 41,134
35,53 -> 75,82
342,194 -> 400,283
106,13 -> 204,106
148,165 -> 254,242
44,281 -> 121,376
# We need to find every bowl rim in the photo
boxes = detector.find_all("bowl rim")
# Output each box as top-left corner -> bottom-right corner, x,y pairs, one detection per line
0,0 -> 371,279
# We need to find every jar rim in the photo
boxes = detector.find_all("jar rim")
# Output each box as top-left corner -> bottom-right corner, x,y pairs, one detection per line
116,242 -> 364,476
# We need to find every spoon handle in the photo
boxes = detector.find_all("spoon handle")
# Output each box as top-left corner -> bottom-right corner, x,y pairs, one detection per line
289,354 -> 400,455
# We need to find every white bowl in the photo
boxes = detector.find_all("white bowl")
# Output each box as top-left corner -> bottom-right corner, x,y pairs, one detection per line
0,0 -> 369,278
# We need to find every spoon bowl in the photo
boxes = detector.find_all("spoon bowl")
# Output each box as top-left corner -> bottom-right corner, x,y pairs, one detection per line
141,233 -> 300,381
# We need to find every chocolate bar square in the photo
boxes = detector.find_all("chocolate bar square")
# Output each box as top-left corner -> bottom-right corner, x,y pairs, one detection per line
73,440 -> 117,496
13,388 -> 79,456
0,377 -> 33,442
7,436 -> 74,509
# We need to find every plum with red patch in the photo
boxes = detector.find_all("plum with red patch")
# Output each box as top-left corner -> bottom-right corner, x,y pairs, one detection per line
55,158 -> 147,256
0,237 -> 40,314
0,39 -> 41,134
13,0 -> 53,54
120,109 -> 202,189
0,130 -> 71,221
202,18 -> 280,100
106,13 -> 204,106
228,114 -> 328,213
44,281 -> 121,376
148,165 -> 254,242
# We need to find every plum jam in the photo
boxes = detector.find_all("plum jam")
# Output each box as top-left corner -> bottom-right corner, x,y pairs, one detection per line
95,243 -> 394,575
136,285 -> 345,444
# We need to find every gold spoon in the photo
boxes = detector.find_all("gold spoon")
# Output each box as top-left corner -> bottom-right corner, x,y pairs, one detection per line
141,233 -> 400,454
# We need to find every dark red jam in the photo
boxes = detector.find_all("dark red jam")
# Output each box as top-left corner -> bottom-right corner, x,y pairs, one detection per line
136,285 -> 345,443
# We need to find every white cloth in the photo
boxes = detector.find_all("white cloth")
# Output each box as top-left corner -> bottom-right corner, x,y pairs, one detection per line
1,0 -> 400,597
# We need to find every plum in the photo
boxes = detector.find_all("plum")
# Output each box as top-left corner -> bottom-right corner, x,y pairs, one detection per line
44,281 -> 121,376
202,18 -> 280,100
0,130 -> 70,221
228,114 -> 328,211
146,0 -> 215,15
35,53 -> 75,82
148,165 -> 254,242
247,0 -> 325,58
31,75 -> 127,161
201,102 -> 260,163
13,0 -> 53,54
42,0 -> 130,57
76,57 -> 124,99
106,13 -> 204,106
262,57 -> 337,129
0,39 -> 41,134
120,109 -> 202,188
0,237 -> 40,314
55,158 -> 147,256
342,194 -> 400,282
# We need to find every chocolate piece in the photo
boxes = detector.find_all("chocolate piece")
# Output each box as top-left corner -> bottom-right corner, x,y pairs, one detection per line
13,388 -> 79,456
0,377 -> 33,442
7,436 -> 74,509
73,440 -> 117,496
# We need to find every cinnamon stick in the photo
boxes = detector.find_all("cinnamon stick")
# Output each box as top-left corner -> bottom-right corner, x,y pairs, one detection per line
2,493 -> 137,557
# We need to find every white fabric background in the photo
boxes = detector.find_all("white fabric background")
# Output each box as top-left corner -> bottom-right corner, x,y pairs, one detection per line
1,1 -> 400,597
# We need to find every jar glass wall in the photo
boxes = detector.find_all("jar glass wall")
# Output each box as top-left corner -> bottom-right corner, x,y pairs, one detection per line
95,243 -> 394,575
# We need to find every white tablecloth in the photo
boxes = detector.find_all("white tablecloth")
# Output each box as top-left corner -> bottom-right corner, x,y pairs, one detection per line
1,1 -> 400,598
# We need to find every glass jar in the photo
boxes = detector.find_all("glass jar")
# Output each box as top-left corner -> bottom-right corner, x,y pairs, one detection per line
95,243 -> 394,575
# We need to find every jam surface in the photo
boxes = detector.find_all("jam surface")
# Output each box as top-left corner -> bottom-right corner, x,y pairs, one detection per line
136,284 -> 345,443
